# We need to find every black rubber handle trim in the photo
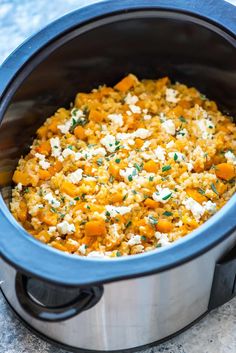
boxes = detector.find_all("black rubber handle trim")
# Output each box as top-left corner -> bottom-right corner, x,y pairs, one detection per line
15,273 -> 103,322
208,244 -> 236,310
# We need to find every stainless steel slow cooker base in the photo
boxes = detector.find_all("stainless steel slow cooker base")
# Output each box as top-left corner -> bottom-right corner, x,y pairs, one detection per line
1,235 -> 235,352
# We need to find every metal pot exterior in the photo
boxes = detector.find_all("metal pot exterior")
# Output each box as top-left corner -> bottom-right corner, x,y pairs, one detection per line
1,233 -> 235,352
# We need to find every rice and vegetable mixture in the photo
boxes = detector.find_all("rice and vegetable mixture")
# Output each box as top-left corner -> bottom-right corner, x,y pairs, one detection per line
11,75 -> 236,258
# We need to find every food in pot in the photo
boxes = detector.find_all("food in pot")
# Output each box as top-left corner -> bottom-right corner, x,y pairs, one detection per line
10,75 -> 236,258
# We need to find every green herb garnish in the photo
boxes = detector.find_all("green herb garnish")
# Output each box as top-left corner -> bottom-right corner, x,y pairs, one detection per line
148,215 -> 158,225
179,116 -> 186,123
162,193 -> 172,200
174,153 -> 178,161
197,188 -> 205,195
162,165 -> 171,172
96,158 -> 103,166
163,211 -> 173,217
125,220 -> 132,228
211,183 -> 218,195
115,158 -> 121,164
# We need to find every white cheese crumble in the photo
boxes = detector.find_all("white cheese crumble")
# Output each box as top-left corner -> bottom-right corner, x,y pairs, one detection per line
108,113 -> 123,127
166,140 -> 175,149
92,147 -> 107,156
57,221 -> 75,235
155,232 -> 171,246
16,183 -> 23,191
225,151 -> 236,165
168,151 -> 185,161
176,128 -> 188,139
67,169 -> 83,184
125,93 -> 139,105
129,104 -> 141,114
120,167 -> 138,182
105,205 -> 132,217
162,119 -> 176,135
48,226 -> 57,234
133,128 -> 151,139
182,197 -> 205,221
165,88 -> 179,103
100,134 -> 117,152
154,146 -> 166,161
153,187 -> 173,203
50,137 -> 61,158
143,114 -> 152,120
203,201 -> 217,214
44,192 -> 60,208
79,244 -> 87,255
35,153 -> 51,170
196,119 -> 215,139
58,120 -> 71,134
87,251 -> 107,258
127,234 -> 141,246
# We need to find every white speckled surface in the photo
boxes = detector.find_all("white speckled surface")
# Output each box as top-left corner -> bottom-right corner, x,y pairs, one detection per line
0,0 -> 235,352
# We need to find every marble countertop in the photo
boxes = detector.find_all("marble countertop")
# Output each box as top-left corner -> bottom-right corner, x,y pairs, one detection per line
0,1 -> 235,352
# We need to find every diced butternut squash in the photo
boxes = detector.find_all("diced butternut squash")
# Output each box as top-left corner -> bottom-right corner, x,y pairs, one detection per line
48,160 -> 63,176
83,164 -> 93,176
51,241 -> 68,252
143,160 -> 159,173
84,220 -> 106,237
110,193 -> 123,203
39,169 -> 51,180
156,76 -> 169,90
18,201 -> 28,222
60,181 -> 80,197
36,140 -> 51,155
215,163 -> 235,181
13,170 -> 32,186
186,188 -> 207,204
40,211 -> 58,226
37,125 -> 48,138
144,198 -> 159,209
135,138 -> 144,148
114,74 -> 137,92
109,163 -> 121,180
74,126 -> 86,140
47,120 -> 59,133
156,219 -> 173,233
88,109 -> 105,122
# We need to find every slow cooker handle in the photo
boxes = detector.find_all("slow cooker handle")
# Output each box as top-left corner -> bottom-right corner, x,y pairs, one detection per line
208,244 -> 236,310
15,273 -> 103,322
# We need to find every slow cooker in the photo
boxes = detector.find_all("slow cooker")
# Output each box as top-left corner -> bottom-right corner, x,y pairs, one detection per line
0,0 -> 236,352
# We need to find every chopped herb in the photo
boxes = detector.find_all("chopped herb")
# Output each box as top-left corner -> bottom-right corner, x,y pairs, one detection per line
211,183 -> 218,195
115,158 -> 121,164
132,190 -> 137,195
23,187 -> 29,194
50,207 -> 57,213
80,220 -> 87,226
163,211 -> 173,217
149,176 -> 154,182
134,163 -> 142,172
162,165 -> 171,172
200,94 -> 207,100
162,193 -> 172,200
115,140 -> 120,146
156,243 -> 162,248
128,175 -> 133,182
143,194 -> 149,199
81,193 -> 86,201
86,205 -> 90,209
148,215 -> 158,225
125,220 -> 132,228
96,158 -> 103,166
39,188 -> 43,197
109,175 -> 114,183
174,153 -> 178,161
197,188 -> 205,195
141,235 -> 146,241
70,112 -> 89,133
116,251 -> 121,257
74,196 -> 80,201
68,145 -> 73,150
105,211 -> 110,217
179,116 -> 186,123
123,194 -> 128,201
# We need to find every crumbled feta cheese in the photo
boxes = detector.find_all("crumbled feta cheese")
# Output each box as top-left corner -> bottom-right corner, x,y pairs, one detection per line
129,104 -> 141,114
87,251 -> 106,258
143,114 -> 152,120
196,119 -> 215,139
182,197 -> 205,221
168,151 -> 185,161
67,169 -> 83,184
225,151 -> 236,165
186,162 -> 194,172
203,201 -> 217,214
162,119 -> 176,135
50,137 -> 61,157
133,128 -> 151,139
120,167 -> 138,182
154,146 -> 166,161
105,205 -> 132,217
125,93 -> 139,105
16,183 -> 23,191
44,192 -> 60,208
141,141 -> 151,151
176,128 -> 188,139
166,140 -> 175,149
127,234 -> 141,246
108,113 -> 123,127
39,160 -> 51,170
48,226 -> 56,234
153,187 -> 173,203
165,88 -> 179,103
58,120 -> 71,134
57,221 -> 75,235
100,134 -> 117,152
155,232 -> 171,246
92,147 -> 107,156
126,110 -> 132,116
79,244 -> 87,255
35,153 -> 45,160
